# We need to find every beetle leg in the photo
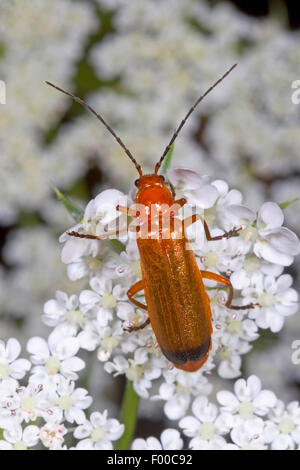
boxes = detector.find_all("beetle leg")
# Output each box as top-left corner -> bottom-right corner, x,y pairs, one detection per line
67,223 -> 140,241
183,214 -> 242,241
127,280 -> 147,310
116,205 -> 139,217
174,197 -> 187,207
200,270 -> 259,310
124,318 -> 150,332
67,226 -> 129,240
168,181 -> 176,198
203,221 -> 242,241
125,280 -> 150,332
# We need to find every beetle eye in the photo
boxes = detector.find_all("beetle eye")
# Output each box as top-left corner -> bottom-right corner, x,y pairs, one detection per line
134,179 -> 139,187
160,175 -> 165,182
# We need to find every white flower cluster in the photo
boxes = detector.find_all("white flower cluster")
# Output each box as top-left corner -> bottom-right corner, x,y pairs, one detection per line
0,0 -> 97,222
0,169 -> 299,450
0,336 -> 124,450
132,375 -> 300,450
53,168 -> 299,420
0,0 -> 96,327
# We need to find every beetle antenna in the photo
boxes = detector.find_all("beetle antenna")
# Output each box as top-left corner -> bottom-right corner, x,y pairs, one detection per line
155,64 -> 237,174
45,81 -> 143,176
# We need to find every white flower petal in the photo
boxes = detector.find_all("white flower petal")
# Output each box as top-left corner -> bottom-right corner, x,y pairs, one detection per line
217,391 -> 239,410
257,202 -> 284,230
27,337 -> 49,362
6,339 -> 21,363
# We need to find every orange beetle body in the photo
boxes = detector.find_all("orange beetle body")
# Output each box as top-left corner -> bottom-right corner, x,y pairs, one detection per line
135,175 -> 212,372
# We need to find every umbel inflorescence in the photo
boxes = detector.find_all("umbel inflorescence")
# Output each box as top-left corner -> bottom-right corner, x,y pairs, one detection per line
1,169 -> 298,449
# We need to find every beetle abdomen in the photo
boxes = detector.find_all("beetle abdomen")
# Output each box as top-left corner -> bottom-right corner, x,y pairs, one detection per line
161,337 -> 211,365
161,338 -> 211,372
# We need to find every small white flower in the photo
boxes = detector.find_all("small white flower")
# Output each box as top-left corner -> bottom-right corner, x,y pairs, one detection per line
52,377 -> 92,425
84,189 -> 127,229
113,239 -> 141,280
27,326 -> 84,384
60,227 -> 110,281
156,370 -> 212,420
0,339 -> 31,381
254,202 -> 300,266
43,291 -> 84,330
211,179 -> 255,233
179,396 -> 233,450
15,382 -> 53,424
230,417 -> 269,450
0,378 -> 21,429
79,277 -> 127,327
74,410 -> 124,450
167,169 -> 219,208
39,422 -> 67,450
217,375 -> 277,422
0,424 -> 39,450
79,321 -> 123,361
132,429 -> 183,450
244,274 -> 298,332
266,400 -> 300,450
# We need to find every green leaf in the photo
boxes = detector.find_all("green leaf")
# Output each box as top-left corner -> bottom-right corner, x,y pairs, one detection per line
161,143 -> 175,175
109,238 -> 126,253
53,187 -> 83,223
279,198 -> 299,210
116,380 -> 140,450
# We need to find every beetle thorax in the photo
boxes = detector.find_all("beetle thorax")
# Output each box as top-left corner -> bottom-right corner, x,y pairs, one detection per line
135,174 -> 174,207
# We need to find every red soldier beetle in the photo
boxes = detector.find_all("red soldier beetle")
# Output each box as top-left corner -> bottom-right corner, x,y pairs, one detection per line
46,64 -> 257,372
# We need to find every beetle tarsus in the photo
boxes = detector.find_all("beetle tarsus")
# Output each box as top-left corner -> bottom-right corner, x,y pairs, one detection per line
67,230 -> 95,239
124,318 -> 150,332
227,302 -> 260,310
223,226 -> 243,239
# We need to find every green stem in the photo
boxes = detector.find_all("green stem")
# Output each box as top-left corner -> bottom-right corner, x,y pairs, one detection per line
161,143 -> 175,175
116,380 -> 140,450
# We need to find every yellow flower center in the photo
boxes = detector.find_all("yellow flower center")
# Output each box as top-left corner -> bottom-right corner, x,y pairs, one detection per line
86,256 -> 102,273
45,356 -> 61,375
204,251 -> 219,269
218,347 -> 232,361
91,428 -> 106,442
13,440 -> 27,450
175,383 -> 188,395
101,336 -> 119,351
227,320 -> 243,334
239,402 -> 254,420
131,260 -> 142,278
200,422 -> 215,440
126,365 -> 143,381
57,395 -> 73,410
278,417 -> 295,434
0,362 -> 10,380
257,292 -> 275,308
204,208 -> 217,227
21,397 -> 36,412
101,293 -> 117,309
66,309 -> 84,325
243,256 -> 260,273
241,227 -> 258,243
